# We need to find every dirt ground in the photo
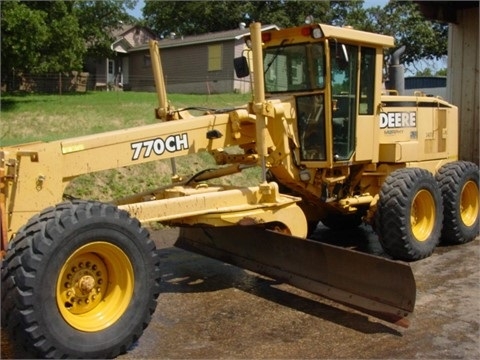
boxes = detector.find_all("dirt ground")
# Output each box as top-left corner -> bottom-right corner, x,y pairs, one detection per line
118,226 -> 479,359
2,225 -> 479,359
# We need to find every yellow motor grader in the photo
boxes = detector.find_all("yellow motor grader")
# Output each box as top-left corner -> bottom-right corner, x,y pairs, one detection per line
1,22 -> 478,358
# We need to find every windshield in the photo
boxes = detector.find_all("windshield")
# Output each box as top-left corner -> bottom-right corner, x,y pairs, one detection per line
264,43 -> 325,93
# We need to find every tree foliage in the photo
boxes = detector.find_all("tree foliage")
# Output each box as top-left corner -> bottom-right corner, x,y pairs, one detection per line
1,0 -> 447,79
143,0 -> 447,66
348,1 -> 448,65
75,0 -> 138,59
1,0 -> 137,77
1,1 -> 84,74
143,0 -> 332,36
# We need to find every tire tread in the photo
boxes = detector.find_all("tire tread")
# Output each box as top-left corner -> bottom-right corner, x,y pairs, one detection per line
376,168 -> 443,261
1,200 -> 161,358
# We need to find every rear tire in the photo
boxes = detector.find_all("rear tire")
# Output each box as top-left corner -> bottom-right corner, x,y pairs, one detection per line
375,168 -> 443,261
436,161 -> 479,244
1,201 -> 161,359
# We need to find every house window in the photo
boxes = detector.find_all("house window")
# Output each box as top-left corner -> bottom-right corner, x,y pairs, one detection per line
108,59 -> 114,75
208,44 -> 222,71
144,54 -> 151,67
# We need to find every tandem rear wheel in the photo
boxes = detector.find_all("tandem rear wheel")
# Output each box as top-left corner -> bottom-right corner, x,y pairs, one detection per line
376,163 -> 479,261
436,161 -> 479,244
1,201 -> 161,359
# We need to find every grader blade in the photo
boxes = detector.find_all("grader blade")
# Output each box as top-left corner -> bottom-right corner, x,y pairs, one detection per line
175,226 -> 416,328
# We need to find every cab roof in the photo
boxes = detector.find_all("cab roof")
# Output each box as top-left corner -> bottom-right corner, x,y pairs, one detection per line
262,23 -> 395,49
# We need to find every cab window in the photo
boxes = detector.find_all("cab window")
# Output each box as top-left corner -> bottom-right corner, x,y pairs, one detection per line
264,43 -> 325,93
330,42 -> 358,161
359,47 -> 376,115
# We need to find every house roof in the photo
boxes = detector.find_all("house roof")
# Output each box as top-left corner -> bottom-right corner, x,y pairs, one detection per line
111,37 -> 132,53
111,24 -> 157,39
111,25 -> 158,53
111,24 -> 136,38
127,24 -> 279,53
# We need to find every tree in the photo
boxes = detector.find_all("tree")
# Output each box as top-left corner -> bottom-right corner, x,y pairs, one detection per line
0,0 -> 138,79
325,0 -> 368,26
142,0 -> 447,69
407,59 -> 447,77
144,1 -> 239,37
358,1 -> 447,65
242,1 -> 330,29
74,0 -> 138,59
1,1 -> 84,75
143,1 -> 330,37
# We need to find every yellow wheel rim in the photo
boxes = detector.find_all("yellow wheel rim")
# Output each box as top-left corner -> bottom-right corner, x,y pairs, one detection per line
56,242 -> 134,332
411,189 -> 435,242
460,180 -> 479,227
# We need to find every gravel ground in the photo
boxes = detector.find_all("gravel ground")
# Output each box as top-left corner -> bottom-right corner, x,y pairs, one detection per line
119,226 -> 479,359
2,226 -> 478,359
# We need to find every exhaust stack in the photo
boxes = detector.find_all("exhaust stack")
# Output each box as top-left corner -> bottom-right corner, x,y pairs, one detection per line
387,45 -> 406,95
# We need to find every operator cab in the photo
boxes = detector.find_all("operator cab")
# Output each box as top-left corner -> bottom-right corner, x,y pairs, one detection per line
236,24 -> 393,167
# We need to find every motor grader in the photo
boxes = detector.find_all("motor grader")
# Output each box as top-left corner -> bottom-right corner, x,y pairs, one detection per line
1,22 -> 478,358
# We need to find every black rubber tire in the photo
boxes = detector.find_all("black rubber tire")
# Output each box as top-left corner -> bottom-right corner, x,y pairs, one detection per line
436,161 -> 479,244
1,201 -> 161,359
375,168 -> 443,261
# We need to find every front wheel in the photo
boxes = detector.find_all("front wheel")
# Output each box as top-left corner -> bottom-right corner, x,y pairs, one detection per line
375,168 -> 443,261
436,161 -> 479,244
1,201 -> 161,359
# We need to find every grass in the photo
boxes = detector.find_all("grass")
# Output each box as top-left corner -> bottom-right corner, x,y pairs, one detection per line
1,91 -> 260,202
1,91 -> 251,145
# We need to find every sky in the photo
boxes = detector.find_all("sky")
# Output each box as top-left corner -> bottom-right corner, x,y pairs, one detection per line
129,0 -> 143,19
363,0 -> 389,8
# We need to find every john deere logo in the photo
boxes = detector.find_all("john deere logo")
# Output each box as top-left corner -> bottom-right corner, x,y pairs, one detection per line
380,112 -> 416,129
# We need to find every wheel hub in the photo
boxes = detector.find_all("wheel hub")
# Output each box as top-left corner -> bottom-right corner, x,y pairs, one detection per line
77,274 -> 95,294
411,189 -> 435,242
58,254 -> 108,314
460,180 -> 479,227
56,241 -> 135,332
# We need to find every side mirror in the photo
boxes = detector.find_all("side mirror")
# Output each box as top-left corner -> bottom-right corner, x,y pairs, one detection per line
234,56 -> 250,78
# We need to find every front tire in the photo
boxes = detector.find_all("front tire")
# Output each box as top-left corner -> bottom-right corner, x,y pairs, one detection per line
436,161 -> 479,244
375,168 -> 443,261
1,201 -> 161,358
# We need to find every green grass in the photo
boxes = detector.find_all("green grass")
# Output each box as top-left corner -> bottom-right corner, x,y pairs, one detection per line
1,91 -> 260,202
1,91 -> 251,145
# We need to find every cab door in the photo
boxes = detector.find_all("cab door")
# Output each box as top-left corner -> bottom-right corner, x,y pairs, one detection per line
329,42 -> 358,162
